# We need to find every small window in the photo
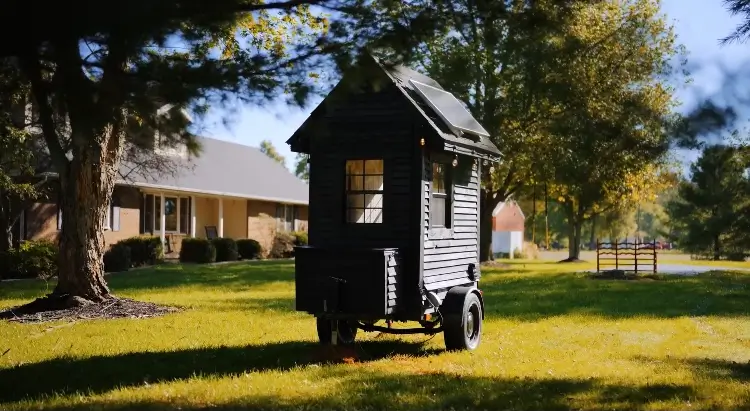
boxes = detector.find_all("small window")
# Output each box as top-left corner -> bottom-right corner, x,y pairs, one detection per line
431,162 -> 451,228
345,159 -> 384,224
276,204 -> 295,232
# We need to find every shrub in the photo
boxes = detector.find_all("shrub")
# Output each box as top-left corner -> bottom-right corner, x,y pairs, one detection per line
269,232 -> 296,259
2,240 -> 58,280
514,242 -> 540,260
117,236 -> 163,266
103,243 -> 132,273
236,239 -> 263,260
180,238 -> 216,264
292,231 -> 308,246
212,237 -> 239,262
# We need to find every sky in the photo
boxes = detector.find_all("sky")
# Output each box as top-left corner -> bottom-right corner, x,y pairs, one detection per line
200,0 -> 750,171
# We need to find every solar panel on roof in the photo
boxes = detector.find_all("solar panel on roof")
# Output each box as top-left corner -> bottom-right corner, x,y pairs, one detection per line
409,79 -> 490,138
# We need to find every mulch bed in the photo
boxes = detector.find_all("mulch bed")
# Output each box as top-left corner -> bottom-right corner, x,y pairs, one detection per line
0,296 -> 181,324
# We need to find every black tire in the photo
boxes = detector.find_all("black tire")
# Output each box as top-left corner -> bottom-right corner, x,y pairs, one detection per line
316,317 -> 358,345
443,292 -> 482,351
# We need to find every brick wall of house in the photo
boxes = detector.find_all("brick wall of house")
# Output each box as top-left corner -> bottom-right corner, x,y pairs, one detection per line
492,201 -> 525,232
102,186 -> 142,249
246,200 -> 309,256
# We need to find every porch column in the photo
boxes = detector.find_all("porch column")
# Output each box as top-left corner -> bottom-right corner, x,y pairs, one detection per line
160,192 -> 166,245
190,195 -> 196,238
218,197 -> 224,238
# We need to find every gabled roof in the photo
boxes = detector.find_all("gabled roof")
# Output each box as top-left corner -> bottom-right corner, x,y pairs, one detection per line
492,200 -> 526,219
121,137 -> 309,205
287,54 -> 501,160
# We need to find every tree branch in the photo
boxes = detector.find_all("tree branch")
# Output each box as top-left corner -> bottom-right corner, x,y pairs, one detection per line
18,54 -> 69,173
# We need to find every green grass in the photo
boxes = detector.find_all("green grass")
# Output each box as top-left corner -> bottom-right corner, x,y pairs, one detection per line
1,260 -> 749,411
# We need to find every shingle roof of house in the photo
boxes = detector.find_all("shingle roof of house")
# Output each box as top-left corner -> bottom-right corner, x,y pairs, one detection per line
121,137 -> 309,205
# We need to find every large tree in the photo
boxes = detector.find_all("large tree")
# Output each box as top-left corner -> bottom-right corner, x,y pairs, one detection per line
413,0 -> 592,261
1,0 -> 442,306
667,144 -> 750,260
541,0 -> 683,260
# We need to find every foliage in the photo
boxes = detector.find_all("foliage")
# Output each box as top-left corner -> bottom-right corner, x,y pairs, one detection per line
539,0 -> 684,259
180,238 -> 216,264
0,61 -> 48,252
211,237 -> 239,263
236,239 -> 263,260
0,0 -> 446,300
259,140 -> 287,168
269,232 -> 296,259
117,236 -> 164,267
0,239 -> 58,280
103,243 -> 132,273
293,153 -> 310,182
666,144 -> 750,260
292,231 -> 308,247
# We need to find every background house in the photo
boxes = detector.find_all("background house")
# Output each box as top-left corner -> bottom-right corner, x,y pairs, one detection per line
16,137 -> 309,255
491,199 -> 525,257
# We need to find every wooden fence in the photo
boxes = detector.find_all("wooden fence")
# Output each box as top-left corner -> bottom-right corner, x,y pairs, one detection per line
596,239 -> 658,274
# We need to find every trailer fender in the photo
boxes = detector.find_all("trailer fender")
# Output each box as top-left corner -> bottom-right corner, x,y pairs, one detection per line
470,289 -> 485,320
441,286 -> 485,320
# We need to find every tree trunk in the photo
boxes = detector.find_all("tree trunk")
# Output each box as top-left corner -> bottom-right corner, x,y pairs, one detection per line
713,235 -> 721,261
53,131 -> 123,302
589,214 -> 597,250
0,228 -> 11,253
479,189 -> 503,262
567,220 -> 583,260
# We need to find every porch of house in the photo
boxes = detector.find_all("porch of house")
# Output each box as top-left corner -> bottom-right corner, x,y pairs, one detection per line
139,191 -> 305,257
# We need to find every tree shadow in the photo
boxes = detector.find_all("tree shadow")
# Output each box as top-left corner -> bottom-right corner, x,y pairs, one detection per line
26,369 -> 705,411
479,270 -> 750,320
633,355 -> 750,382
0,340 -> 441,404
0,260 -> 296,304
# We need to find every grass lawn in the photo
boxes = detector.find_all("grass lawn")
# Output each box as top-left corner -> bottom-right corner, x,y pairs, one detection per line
1,260 -> 749,411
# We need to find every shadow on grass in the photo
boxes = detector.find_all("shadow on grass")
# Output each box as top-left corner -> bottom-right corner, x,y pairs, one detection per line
633,355 -> 750,382
0,260 -> 295,303
20,370 -> 705,411
479,269 -> 750,320
0,340 -> 441,404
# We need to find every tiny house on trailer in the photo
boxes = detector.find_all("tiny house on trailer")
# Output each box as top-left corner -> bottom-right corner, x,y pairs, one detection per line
286,54 -> 501,351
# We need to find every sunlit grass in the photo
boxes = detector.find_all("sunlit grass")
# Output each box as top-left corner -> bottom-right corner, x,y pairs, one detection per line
0,260 -> 748,411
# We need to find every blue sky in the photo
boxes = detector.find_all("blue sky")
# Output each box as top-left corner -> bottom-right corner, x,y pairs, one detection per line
200,0 -> 750,171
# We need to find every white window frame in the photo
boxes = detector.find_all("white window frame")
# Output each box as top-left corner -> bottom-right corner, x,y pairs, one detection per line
143,193 -> 190,235
276,204 -> 298,232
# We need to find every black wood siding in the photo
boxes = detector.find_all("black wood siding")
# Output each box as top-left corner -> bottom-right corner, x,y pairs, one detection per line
301,82 -> 418,318
421,153 -> 479,297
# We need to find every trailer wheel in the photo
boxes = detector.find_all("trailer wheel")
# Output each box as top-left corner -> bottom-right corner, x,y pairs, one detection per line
316,318 -> 358,345
443,291 -> 482,351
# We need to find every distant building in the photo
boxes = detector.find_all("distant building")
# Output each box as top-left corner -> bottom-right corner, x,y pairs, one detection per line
491,200 -> 525,257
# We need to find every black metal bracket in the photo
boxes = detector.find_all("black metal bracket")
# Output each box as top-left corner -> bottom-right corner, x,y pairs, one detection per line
355,321 -> 443,335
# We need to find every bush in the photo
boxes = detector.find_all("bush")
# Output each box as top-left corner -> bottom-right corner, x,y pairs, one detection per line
292,231 -> 308,246
514,242 -> 540,260
212,237 -> 239,262
1,240 -> 58,280
117,236 -> 163,266
269,232 -> 296,259
103,243 -> 132,273
180,238 -> 216,264
237,239 -> 263,260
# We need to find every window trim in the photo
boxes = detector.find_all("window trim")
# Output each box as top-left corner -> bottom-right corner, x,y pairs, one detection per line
344,159 -> 384,225
276,203 -> 298,232
142,193 -> 191,235
428,160 -> 454,239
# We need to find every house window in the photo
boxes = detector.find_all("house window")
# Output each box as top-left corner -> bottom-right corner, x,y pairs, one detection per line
143,194 -> 190,234
431,162 -> 451,228
276,204 -> 296,232
345,159 -> 384,224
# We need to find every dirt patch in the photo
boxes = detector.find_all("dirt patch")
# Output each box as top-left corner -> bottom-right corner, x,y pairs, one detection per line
558,257 -> 587,263
0,295 -> 180,324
